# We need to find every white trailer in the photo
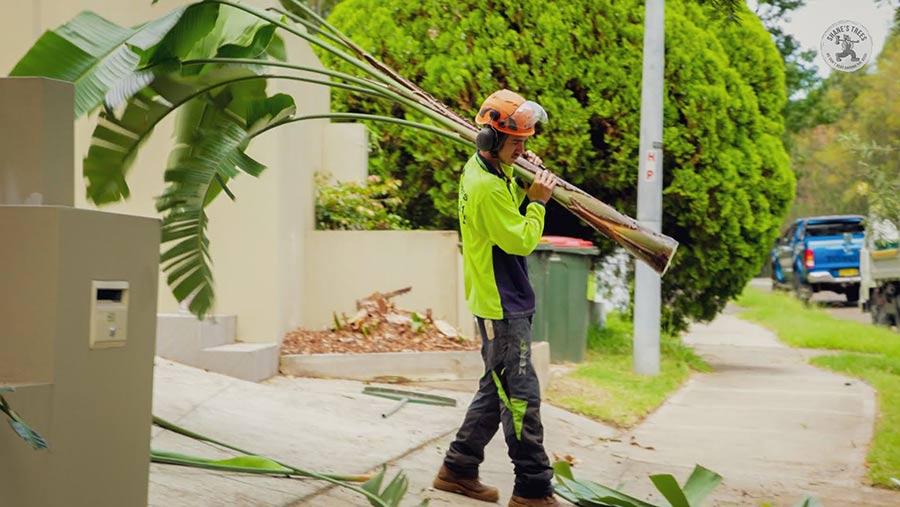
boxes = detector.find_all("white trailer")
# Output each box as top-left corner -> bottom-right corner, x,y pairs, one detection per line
860,220 -> 900,327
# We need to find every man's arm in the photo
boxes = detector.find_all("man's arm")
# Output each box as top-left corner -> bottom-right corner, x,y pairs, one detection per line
479,188 -> 547,256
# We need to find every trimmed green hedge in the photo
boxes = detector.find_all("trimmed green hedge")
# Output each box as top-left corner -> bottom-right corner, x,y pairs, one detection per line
326,0 -> 794,330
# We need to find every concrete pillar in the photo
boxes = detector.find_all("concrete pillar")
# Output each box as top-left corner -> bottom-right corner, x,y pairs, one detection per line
0,77 -> 73,206
0,77 -> 159,507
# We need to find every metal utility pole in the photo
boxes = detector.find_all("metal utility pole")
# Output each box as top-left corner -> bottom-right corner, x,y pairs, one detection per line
634,0 -> 664,375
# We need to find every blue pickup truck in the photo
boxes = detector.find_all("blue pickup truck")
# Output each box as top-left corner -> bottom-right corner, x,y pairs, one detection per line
770,215 -> 865,302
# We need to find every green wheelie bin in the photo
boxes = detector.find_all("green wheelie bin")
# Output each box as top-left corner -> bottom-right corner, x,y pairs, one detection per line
527,236 -> 599,363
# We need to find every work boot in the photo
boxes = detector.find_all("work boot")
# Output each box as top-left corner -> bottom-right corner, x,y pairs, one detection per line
433,464 -> 500,503
508,494 -> 561,507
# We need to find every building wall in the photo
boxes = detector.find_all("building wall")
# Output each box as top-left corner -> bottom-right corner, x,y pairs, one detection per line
304,231 -> 475,339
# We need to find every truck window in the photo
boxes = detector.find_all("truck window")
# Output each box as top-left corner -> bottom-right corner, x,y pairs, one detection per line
805,222 -> 864,237
784,224 -> 797,243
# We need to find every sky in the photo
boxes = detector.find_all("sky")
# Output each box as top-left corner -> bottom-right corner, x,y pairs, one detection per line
771,0 -> 897,77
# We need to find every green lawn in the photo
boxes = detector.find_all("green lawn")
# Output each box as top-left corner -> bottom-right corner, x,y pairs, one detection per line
545,313 -> 709,428
736,286 -> 900,488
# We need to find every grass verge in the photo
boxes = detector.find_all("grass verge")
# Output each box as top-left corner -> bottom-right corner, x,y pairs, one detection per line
545,313 -> 709,428
736,286 -> 900,488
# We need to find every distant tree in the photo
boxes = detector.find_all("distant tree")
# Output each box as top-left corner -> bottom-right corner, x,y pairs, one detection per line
751,0 -> 826,140
326,0 -> 794,330
786,29 -> 897,222
845,30 -> 900,225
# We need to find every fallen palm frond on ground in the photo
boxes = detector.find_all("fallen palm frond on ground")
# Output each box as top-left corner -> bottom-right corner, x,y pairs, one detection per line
152,416 -> 425,507
281,288 -> 478,354
553,460 -> 721,507
554,461 -> 820,507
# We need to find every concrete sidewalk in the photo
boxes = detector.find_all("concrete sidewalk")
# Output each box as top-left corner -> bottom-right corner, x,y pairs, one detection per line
150,309 -> 900,507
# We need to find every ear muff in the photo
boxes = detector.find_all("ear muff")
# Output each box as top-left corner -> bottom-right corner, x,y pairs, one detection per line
475,126 -> 508,157
475,126 -> 498,152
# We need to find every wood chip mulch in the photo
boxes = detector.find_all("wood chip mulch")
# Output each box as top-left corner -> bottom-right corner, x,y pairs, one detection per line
281,287 -> 480,355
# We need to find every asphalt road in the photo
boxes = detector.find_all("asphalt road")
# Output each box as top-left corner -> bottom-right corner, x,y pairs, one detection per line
749,277 -> 872,325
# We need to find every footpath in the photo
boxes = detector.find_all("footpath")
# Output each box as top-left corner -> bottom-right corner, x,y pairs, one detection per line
150,308 -> 900,507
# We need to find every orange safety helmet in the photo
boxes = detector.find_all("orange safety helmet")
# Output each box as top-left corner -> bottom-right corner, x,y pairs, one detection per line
475,89 -> 548,137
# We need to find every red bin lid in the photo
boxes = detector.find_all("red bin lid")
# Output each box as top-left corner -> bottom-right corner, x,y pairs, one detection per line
539,235 -> 594,248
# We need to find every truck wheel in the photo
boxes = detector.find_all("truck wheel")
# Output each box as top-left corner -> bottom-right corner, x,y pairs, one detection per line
846,286 -> 860,304
794,277 -> 811,305
872,303 -> 891,326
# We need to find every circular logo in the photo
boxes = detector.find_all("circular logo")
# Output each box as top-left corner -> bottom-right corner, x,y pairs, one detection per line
820,20 -> 873,72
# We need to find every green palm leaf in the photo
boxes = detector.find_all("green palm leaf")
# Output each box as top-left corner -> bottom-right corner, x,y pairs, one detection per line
361,467 -> 426,507
157,92 -> 293,317
553,461 -> 721,507
157,116 -> 250,317
680,465 -> 722,506
0,393 -> 49,451
9,8 -> 195,117
83,4 -> 282,205
649,474 -> 690,507
85,83 -> 183,204
152,449 -> 293,474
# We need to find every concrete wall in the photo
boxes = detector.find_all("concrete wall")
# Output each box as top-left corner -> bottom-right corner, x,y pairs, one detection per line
304,230 -> 475,338
0,207 -> 160,507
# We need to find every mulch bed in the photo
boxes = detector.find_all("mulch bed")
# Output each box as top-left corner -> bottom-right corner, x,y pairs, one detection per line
281,287 -> 480,355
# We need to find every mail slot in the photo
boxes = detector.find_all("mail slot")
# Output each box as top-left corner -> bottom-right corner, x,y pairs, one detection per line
90,281 -> 129,349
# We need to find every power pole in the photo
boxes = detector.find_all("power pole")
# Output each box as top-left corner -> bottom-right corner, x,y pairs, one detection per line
634,0 -> 664,375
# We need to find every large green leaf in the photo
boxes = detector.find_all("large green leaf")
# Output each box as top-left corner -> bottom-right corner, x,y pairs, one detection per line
553,461 -> 722,507
106,3 -> 222,109
680,465 -> 722,506
84,65 -> 272,205
157,117 -> 252,317
648,474 -> 690,507
83,4 -> 282,205
156,89 -> 294,317
85,85 -> 179,204
152,449 -> 293,473
144,2 -> 220,66
0,394 -> 48,450
361,467 -> 422,507
9,8 -> 190,117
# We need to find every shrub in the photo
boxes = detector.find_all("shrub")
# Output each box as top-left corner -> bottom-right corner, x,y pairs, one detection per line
315,173 -> 411,230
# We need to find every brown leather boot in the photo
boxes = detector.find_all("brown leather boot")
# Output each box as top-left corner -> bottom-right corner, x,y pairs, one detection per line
433,464 -> 500,503
508,494 -> 561,507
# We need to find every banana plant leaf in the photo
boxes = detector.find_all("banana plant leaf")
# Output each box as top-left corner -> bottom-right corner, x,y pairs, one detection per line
0,393 -> 49,450
152,416 -> 422,507
362,466 -> 429,507
553,461 -> 722,507
9,5 -> 216,117
152,449 -> 294,475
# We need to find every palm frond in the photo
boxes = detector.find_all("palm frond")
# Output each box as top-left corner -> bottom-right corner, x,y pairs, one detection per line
157,115 -> 250,317
156,91 -> 294,317
9,7 -> 204,117
553,461 -> 721,507
0,393 -> 49,451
